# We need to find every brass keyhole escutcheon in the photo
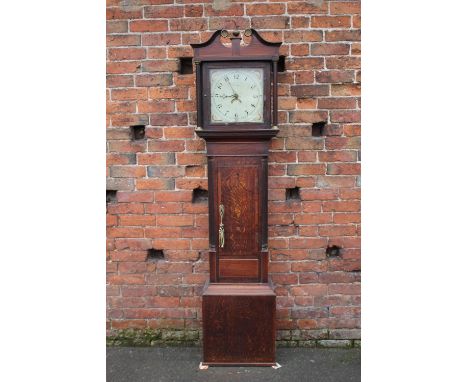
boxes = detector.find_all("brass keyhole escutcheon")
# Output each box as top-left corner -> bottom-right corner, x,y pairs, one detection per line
219,204 -> 225,248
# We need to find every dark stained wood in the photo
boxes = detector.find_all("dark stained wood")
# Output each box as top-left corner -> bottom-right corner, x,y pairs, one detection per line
192,29 -> 281,366
202,282 -> 276,366
272,59 -> 278,127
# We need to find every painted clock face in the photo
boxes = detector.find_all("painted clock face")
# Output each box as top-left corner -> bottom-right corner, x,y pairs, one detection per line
210,68 -> 264,123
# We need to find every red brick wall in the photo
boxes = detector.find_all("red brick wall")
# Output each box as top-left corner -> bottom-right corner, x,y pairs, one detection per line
107,0 -> 360,344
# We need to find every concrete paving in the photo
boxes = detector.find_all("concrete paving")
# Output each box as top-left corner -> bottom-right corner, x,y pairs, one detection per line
107,347 -> 360,382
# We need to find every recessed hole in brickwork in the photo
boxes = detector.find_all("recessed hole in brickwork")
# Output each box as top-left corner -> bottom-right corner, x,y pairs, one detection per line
179,57 -> 193,75
192,187 -> 208,203
286,187 -> 301,201
312,121 -> 326,137
278,55 -> 286,72
326,245 -> 341,257
147,249 -> 164,261
106,190 -> 117,204
131,125 -> 146,140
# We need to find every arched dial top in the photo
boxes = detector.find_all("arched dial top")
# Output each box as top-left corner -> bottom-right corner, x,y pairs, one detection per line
210,68 -> 264,123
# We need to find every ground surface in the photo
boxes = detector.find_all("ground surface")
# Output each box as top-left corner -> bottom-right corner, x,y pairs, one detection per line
107,347 -> 360,382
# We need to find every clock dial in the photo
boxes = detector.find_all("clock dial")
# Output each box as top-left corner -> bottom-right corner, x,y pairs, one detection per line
210,68 -> 264,123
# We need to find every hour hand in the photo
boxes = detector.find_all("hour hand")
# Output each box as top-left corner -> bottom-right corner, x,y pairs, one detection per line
213,94 -> 235,99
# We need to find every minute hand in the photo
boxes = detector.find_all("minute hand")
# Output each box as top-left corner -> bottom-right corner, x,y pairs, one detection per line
226,78 -> 237,95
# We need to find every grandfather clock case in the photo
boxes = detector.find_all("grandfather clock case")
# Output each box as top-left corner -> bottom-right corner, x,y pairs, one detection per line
191,29 -> 281,366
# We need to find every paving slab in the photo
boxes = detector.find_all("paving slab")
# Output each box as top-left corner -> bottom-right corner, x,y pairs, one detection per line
107,347 -> 360,382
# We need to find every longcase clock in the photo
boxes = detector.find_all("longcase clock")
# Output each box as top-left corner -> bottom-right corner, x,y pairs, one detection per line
191,29 -> 281,366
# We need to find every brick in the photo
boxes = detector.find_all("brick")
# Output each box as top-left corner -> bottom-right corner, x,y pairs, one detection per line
251,16 -> 290,29
135,73 -> 172,87
108,48 -> 146,61
138,100 -> 174,113
330,110 -> 360,123
149,87 -> 188,99
137,153 -> 175,165
119,215 -> 156,227
148,140 -> 185,152
246,3 -> 285,15
310,44 -> 350,56
322,201 -> 360,212
150,113 -> 187,126
316,70 -> 354,84
108,274 -> 145,285
144,5 -> 184,18
152,239 -> 191,250
107,177 -> 134,191
136,178 -> 175,190
154,191 -> 192,202
291,85 -> 329,97
107,34 -> 141,47
287,164 -> 326,176
319,224 -> 356,237
284,30 -> 322,43
330,2 -> 361,15
289,111 -> 328,123
327,163 -> 361,175
107,20 -> 128,34
107,102 -> 136,115
326,56 -> 361,69
287,57 -> 324,70
287,1 -> 328,14
208,17 -> 250,30
185,5 -> 203,17
117,191 -> 154,203
311,16 -> 351,28
141,60 -> 179,72
291,44 -> 310,56
142,33 -> 181,46
353,15 -> 361,28
289,238 -> 327,249
331,84 -> 361,96
291,16 -> 310,29
325,30 -> 361,42
107,7 -> 142,20
328,283 -> 361,295
340,189 -> 360,200
318,97 -> 356,109
170,18 -> 208,31
107,75 -> 134,88
295,213 -> 333,224
107,61 -> 141,74
285,137 -> 324,150
147,47 -> 167,59
157,215 -> 193,226
110,165 -> 146,178
111,114 -> 149,127
164,127 -> 194,139
316,176 -> 356,189
130,20 -> 168,32
318,151 -> 357,162
176,153 -> 206,166
205,4 -> 244,16
291,284 -> 328,296
296,98 -> 318,109
111,88 -> 147,101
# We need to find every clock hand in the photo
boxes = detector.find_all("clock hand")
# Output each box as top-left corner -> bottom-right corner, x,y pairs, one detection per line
212,94 -> 236,99
231,94 -> 242,103
226,78 -> 236,94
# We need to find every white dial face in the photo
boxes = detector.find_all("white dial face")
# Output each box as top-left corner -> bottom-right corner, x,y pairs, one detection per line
210,68 -> 264,123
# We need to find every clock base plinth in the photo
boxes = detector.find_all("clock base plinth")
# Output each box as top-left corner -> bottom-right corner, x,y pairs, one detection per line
202,282 -> 276,366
